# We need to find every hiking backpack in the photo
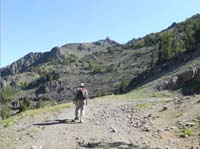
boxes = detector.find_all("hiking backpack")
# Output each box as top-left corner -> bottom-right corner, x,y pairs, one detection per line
77,88 -> 87,100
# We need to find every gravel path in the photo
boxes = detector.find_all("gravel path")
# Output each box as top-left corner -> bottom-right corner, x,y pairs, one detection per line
1,96 -> 200,149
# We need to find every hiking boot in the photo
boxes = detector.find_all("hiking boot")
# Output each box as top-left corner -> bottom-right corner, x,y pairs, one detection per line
80,119 -> 84,123
72,118 -> 79,122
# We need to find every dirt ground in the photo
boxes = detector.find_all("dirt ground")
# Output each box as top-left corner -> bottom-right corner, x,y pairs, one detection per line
0,95 -> 200,149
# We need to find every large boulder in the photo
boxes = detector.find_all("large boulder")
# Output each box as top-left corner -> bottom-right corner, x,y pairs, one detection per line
157,67 -> 199,90
166,76 -> 179,90
177,68 -> 197,83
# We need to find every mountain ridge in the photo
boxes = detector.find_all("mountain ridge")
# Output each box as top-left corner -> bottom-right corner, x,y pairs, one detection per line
0,14 -> 200,105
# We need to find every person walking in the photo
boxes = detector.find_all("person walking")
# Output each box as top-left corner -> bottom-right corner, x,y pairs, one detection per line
73,83 -> 88,123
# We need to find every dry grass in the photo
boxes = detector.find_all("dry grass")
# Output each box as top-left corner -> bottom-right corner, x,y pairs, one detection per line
0,103 -> 71,127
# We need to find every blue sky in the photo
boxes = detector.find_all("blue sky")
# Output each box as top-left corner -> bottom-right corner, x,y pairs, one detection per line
1,0 -> 200,67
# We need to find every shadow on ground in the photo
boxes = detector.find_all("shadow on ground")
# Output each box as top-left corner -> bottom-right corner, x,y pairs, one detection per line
79,141 -> 160,149
33,119 -> 80,126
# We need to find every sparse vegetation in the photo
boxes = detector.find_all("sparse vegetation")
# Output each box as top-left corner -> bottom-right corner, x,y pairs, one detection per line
0,105 -> 11,120
35,66 -> 48,77
0,86 -> 16,120
179,127 -> 194,137
50,54 -> 79,66
88,61 -> 114,73
0,86 -> 16,104
36,99 -> 45,109
151,91 -> 172,98
96,90 -> 108,97
197,113 -> 200,120
137,103 -> 152,109
0,103 -> 71,127
19,97 -> 32,112
20,81 -> 29,89
119,80 -> 130,93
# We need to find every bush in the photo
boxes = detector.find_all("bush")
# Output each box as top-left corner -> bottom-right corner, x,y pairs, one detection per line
96,90 -> 107,97
21,81 -> 29,89
63,54 -> 78,65
93,65 -> 104,73
1,105 -> 11,120
88,61 -> 114,73
197,113 -> 200,120
36,99 -> 45,109
19,98 -> 32,112
0,86 -> 16,104
180,128 -> 193,137
105,65 -> 114,72
119,80 -> 130,93
137,103 -> 152,109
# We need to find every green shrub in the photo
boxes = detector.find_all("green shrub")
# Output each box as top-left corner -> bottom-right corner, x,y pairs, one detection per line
105,65 -> 114,72
94,65 -> 104,73
119,80 -> 130,93
180,128 -> 193,137
197,113 -> 200,120
0,86 -> 16,104
1,105 -> 11,120
36,99 -> 45,109
96,90 -> 107,97
19,98 -> 32,112
137,103 -> 152,109
88,61 -> 114,73
63,54 -> 79,65
21,81 -> 29,89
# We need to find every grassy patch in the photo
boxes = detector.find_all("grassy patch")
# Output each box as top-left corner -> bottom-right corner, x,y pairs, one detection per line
197,113 -> 200,128
137,103 -> 152,109
91,87 -> 172,104
22,103 -> 70,116
90,92 -> 140,104
129,87 -> 148,99
150,91 -> 173,98
179,127 -> 194,137
197,113 -> 200,120
0,117 -> 17,128
0,103 -> 71,127
129,87 -> 173,99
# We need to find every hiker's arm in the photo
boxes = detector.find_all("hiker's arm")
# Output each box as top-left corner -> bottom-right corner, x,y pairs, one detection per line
73,98 -> 76,104
73,92 -> 78,104
86,91 -> 89,105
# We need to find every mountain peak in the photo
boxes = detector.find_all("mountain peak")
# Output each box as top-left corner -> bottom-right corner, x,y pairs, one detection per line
93,37 -> 119,46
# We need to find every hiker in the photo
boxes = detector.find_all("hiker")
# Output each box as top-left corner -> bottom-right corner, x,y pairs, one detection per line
73,83 -> 88,123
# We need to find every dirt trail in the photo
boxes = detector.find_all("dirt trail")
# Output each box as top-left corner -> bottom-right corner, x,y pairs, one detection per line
1,96 -> 200,149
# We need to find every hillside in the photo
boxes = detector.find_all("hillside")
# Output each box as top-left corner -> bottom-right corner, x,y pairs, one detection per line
0,14 -> 200,116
